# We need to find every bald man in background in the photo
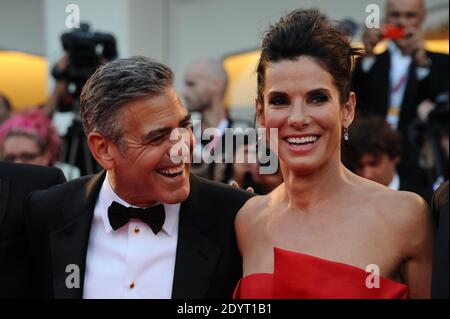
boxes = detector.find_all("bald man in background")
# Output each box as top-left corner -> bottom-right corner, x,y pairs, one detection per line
353,0 -> 449,191
183,58 -> 236,183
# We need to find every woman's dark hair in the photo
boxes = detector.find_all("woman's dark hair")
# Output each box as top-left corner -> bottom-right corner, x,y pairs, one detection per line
256,9 -> 362,106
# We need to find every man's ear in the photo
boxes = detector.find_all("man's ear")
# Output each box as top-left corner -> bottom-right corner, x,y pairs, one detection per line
255,98 -> 266,128
87,132 -> 115,170
342,92 -> 356,129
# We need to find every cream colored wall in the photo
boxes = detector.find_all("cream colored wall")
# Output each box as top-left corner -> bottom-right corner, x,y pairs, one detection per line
0,0 -> 447,113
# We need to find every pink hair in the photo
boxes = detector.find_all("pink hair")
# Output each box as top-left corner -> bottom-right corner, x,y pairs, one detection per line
0,109 -> 61,165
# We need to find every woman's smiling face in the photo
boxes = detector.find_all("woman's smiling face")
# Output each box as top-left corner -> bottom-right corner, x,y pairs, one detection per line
257,56 -> 355,175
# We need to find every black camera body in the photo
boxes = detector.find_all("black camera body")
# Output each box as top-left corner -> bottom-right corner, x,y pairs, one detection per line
52,23 -> 117,110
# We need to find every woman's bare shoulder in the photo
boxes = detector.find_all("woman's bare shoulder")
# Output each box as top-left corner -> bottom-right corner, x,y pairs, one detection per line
353,176 -> 430,230
236,194 -> 271,226
234,193 -> 272,256
235,186 -> 283,238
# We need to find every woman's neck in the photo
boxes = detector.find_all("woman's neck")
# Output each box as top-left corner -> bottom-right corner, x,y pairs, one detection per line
281,153 -> 348,211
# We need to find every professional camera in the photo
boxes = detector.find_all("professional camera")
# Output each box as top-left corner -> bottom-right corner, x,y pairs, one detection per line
51,23 -> 117,176
52,22 -> 117,111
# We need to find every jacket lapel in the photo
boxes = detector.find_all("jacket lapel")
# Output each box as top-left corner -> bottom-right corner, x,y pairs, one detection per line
377,50 -> 391,116
171,175 -> 221,299
50,171 -> 106,299
0,177 -> 10,228
398,61 -> 417,130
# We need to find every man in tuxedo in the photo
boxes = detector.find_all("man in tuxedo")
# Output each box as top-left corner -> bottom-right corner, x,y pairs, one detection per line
0,162 -> 66,298
25,56 -> 253,299
352,0 -> 448,186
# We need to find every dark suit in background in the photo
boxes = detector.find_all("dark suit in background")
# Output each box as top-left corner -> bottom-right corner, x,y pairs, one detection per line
353,50 -> 449,187
353,50 -> 448,133
25,172 -> 253,299
399,176 -> 433,205
0,162 -> 66,298
431,181 -> 449,299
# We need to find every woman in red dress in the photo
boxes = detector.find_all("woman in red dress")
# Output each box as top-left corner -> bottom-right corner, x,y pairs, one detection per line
234,9 -> 434,299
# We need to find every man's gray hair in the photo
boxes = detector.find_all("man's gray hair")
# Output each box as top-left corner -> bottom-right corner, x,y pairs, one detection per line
80,56 -> 174,150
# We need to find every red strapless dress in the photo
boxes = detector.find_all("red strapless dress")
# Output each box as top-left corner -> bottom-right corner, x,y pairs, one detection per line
234,247 -> 409,299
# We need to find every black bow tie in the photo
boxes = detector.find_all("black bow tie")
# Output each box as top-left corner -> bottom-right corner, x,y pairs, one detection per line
107,201 -> 166,234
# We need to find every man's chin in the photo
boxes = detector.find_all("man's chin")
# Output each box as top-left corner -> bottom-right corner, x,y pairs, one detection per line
160,184 -> 190,204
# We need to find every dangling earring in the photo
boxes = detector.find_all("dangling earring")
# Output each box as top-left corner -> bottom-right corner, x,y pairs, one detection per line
256,129 -> 266,153
343,127 -> 350,146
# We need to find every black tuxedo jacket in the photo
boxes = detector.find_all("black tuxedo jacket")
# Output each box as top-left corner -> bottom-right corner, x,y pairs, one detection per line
431,181 -> 449,299
353,50 -> 449,186
353,50 -> 449,134
0,162 -> 66,298
25,172 -> 253,299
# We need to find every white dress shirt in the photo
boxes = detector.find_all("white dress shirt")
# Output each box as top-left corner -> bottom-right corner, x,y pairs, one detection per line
386,43 -> 412,129
388,172 -> 401,191
83,172 -> 180,299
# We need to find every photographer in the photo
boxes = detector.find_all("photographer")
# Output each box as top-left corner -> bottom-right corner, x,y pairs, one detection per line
43,23 -> 117,176
352,0 -> 449,190
42,55 -> 70,117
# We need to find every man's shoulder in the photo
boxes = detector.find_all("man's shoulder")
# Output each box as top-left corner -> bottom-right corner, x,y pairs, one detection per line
187,174 -> 254,221
27,174 -> 97,212
0,162 -> 64,185
26,174 -> 99,228
190,174 -> 254,203
186,175 -> 254,235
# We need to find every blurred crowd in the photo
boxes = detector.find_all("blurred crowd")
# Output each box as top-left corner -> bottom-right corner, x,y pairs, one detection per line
0,0 -> 448,198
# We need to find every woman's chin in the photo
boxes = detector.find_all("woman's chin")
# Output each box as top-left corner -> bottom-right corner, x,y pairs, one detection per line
279,151 -> 319,172
282,160 -> 319,175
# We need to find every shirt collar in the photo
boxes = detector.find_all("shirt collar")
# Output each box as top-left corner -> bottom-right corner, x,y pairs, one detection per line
388,172 -> 400,191
97,171 -> 180,236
